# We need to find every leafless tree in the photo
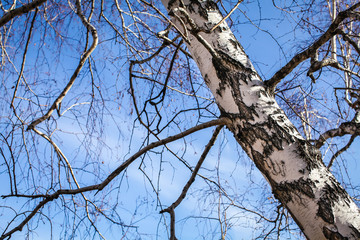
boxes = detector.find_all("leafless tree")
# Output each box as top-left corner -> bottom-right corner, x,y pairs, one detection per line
0,0 -> 360,239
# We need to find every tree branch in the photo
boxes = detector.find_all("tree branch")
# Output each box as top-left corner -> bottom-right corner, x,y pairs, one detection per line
10,9 -> 37,122
1,118 -> 229,239
96,118 -> 229,192
210,0 -> 243,32
26,0 -> 98,130
160,125 -> 223,240
328,135 -> 357,169
265,3 -> 360,94
336,29 -> 360,56
307,57 -> 360,82
315,121 -> 360,148
0,0 -> 46,27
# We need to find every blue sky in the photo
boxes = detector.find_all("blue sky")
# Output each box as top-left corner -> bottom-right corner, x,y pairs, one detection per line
0,1 -> 359,239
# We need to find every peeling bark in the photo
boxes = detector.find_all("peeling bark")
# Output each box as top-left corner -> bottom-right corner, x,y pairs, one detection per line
161,0 -> 360,239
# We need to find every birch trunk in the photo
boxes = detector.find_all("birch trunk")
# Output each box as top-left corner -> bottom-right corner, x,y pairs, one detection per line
161,1 -> 360,239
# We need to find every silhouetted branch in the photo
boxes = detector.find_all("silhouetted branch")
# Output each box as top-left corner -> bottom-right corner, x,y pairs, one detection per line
160,125 -> 223,240
265,3 -> 360,94
1,118 -> 228,239
0,0 -> 46,27
315,121 -> 360,148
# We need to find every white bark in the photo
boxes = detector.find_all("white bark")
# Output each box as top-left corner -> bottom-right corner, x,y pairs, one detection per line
161,1 -> 360,239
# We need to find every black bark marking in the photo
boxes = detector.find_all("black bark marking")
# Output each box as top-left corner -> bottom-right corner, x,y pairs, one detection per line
349,225 -> 360,238
263,144 -> 274,156
249,146 -> 284,177
215,49 -> 254,74
235,123 -> 256,151
249,122 -> 284,153
167,0 -> 177,10
267,115 -> 295,147
269,114 -> 300,142
318,178 -> 353,224
318,199 -> 335,224
323,226 -> 348,240
251,149 -> 271,178
187,0 -> 219,20
204,74 -> 210,84
295,139 -> 322,171
229,117 -> 285,155
211,57 -> 257,120
187,1 -> 207,19
229,38 -> 241,50
273,178 -> 316,204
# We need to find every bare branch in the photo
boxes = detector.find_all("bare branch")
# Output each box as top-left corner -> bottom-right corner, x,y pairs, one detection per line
1,118 -> 228,239
337,29 -> 360,56
210,0 -> 243,32
160,125 -> 223,240
265,3 -> 360,94
328,135 -> 357,169
26,0 -> 99,130
0,0 -> 46,27
315,121 -> 360,148
96,118 -> 229,192
307,58 -> 360,82
10,8 -> 38,120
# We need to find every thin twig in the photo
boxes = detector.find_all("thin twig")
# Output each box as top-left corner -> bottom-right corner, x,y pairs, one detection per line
328,135 -> 357,169
265,3 -> 360,94
160,125 -> 224,240
210,0 -> 243,32
27,0 -> 99,130
1,118 -> 229,239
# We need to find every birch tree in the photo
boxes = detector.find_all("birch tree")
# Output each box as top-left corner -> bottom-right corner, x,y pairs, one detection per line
159,0 -> 360,239
0,0 -> 360,239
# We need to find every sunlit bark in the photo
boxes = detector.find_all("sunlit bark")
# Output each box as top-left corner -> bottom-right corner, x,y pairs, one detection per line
161,0 -> 360,239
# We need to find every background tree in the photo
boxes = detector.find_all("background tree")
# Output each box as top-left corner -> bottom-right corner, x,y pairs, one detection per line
0,0 -> 359,239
